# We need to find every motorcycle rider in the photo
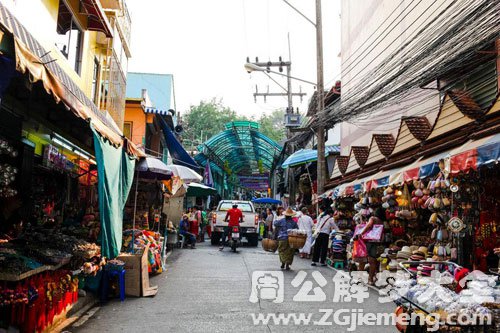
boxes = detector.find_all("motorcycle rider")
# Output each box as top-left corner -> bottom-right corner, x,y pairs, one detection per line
220,204 -> 243,251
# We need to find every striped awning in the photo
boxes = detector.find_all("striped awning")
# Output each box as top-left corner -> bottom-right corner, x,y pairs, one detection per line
0,3 -> 144,157
144,107 -> 174,116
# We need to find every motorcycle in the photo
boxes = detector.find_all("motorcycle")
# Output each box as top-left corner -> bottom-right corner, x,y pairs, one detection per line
229,226 -> 241,252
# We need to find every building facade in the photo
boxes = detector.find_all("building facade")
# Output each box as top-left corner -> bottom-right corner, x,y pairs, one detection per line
326,0 -> 499,189
1,0 -> 131,129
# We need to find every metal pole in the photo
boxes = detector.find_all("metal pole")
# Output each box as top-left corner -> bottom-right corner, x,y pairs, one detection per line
132,169 -> 139,253
316,0 -> 326,196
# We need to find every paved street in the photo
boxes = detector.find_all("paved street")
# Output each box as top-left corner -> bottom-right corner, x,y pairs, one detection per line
70,242 -> 397,333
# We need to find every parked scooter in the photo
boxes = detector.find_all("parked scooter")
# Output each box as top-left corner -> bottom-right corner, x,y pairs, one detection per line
230,226 -> 241,252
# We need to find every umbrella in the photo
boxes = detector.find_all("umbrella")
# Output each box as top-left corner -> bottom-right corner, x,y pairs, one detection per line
165,164 -> 203,183
281,146 -> 340,168
132,157 -> 173,251
186,183 -> 217,197
136,157 -> 173,180
252,198 -> 282,205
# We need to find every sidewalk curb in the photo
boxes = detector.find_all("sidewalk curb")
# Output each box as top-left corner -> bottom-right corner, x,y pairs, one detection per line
50,297 -> 98,332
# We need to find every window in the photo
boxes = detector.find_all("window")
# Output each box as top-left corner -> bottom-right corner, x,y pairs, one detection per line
123,122 -> 132,140
91,57 -> 100,105
218,202 -> 254,213
55,0 -> 83,74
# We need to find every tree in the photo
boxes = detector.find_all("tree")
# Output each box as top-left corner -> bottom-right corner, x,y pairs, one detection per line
183,98 -> 246,147
258,109 -> 286,143
182,99 -> 285,148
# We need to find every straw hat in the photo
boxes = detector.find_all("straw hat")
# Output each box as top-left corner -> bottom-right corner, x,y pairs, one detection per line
401,246 -> 412,255
284,207 -> 296,217
388,261 -> 398,271
418,246 -> 429,256
397,246 -> 412,259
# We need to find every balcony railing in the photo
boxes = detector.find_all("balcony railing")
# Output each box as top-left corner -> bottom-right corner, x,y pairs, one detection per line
115,1 -> 131,54
99,49 -> 127,129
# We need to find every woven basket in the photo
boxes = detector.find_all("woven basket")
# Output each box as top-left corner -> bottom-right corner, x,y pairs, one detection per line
262,238 -> 278,252
288,234 -> 307,249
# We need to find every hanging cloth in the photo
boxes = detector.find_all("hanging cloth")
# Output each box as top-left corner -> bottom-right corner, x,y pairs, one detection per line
92,125 -> 135,258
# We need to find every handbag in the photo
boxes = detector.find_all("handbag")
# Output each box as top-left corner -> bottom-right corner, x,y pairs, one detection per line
354,223 -> 384,242
352,239 -> 367,259
312,215 -> 331,239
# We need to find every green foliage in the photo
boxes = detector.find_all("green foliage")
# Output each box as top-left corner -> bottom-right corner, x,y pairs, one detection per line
258,109 -> 286,143
183,98 -> 244,146
183,98 -> 285,147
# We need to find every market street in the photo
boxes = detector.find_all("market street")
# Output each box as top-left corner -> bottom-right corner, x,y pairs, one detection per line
69,242 -> 396,333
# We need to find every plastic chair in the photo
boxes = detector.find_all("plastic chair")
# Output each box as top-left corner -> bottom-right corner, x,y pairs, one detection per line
100,269 -> 126,302
178,234 -> 186,248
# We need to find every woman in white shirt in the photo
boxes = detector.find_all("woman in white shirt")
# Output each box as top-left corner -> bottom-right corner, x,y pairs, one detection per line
311,207 -> 339,266
297,207 -> 314,258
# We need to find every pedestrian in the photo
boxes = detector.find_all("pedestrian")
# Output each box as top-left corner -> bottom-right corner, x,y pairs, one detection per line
273,207 -> 298,270
271,205 -> 277,220
274,206 -> 284,222
311,207 -> 338,266
206,207 -> 214,238
179,214 -> 196,248
356,216 -> 383,285
298,207 -> 314,259
264,207 -> 274,239
194,206 -> 205,242
190,206 -> 200,242
200,208 -> 209,241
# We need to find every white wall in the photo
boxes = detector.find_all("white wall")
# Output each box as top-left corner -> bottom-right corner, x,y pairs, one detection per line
339,0 -> 448,154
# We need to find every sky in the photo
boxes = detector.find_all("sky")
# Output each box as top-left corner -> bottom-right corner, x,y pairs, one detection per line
126,0 -> 341,120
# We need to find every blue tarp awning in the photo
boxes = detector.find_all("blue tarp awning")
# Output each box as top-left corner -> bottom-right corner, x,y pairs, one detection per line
282,146 -> 340,168
252,197 -> 281,205
158,116 -> 198,171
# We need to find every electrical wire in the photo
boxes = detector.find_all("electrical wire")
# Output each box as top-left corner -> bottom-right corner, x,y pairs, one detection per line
315,0 -> 499,130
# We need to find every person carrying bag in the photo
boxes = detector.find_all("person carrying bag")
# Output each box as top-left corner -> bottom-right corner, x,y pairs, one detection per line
355,216 -> 383,285
311,207 -> 339,267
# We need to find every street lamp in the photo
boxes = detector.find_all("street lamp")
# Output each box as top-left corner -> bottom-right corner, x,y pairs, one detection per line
244,63 -> 317,86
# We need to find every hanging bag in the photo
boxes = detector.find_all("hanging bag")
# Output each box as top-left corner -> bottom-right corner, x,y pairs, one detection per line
352,238 -> 368,259
354,223 -> 384,242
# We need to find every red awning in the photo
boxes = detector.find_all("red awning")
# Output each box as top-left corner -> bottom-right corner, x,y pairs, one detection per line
80,0 -> 113,38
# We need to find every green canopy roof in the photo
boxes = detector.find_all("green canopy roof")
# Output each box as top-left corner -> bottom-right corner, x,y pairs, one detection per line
194,121 -> 282,177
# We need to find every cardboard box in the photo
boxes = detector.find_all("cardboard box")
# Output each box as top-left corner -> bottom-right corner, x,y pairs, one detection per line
117,244 -> 157,297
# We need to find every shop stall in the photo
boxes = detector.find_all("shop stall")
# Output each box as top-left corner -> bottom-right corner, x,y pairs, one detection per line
323,134 -> 500,330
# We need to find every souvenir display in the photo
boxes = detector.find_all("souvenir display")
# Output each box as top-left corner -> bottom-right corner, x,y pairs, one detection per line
0,139 -> 18,198
123,229 -> 164,274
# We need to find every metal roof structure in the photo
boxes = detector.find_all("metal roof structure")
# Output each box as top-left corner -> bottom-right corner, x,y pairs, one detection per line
194,121 -> 282,178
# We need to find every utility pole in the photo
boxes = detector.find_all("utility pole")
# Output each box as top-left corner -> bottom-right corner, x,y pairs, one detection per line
249,58 -> 306,139
247,57 -> 306,205
315,0 -> 326,196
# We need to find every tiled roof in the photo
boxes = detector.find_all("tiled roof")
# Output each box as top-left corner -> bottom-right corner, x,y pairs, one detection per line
351,146 -> 369,167
373,134 -> 396,156
336,156 -> 350,175
448,90 -> 484,119
403,116 -> 432,141
325,100 -> 500,190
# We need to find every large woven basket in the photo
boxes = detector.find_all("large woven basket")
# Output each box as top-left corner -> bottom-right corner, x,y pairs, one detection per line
288,234 -> 307,249
262,238 -> 278,252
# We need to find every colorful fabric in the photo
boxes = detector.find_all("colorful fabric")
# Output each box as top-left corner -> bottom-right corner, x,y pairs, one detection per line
278,240 -> 294,264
